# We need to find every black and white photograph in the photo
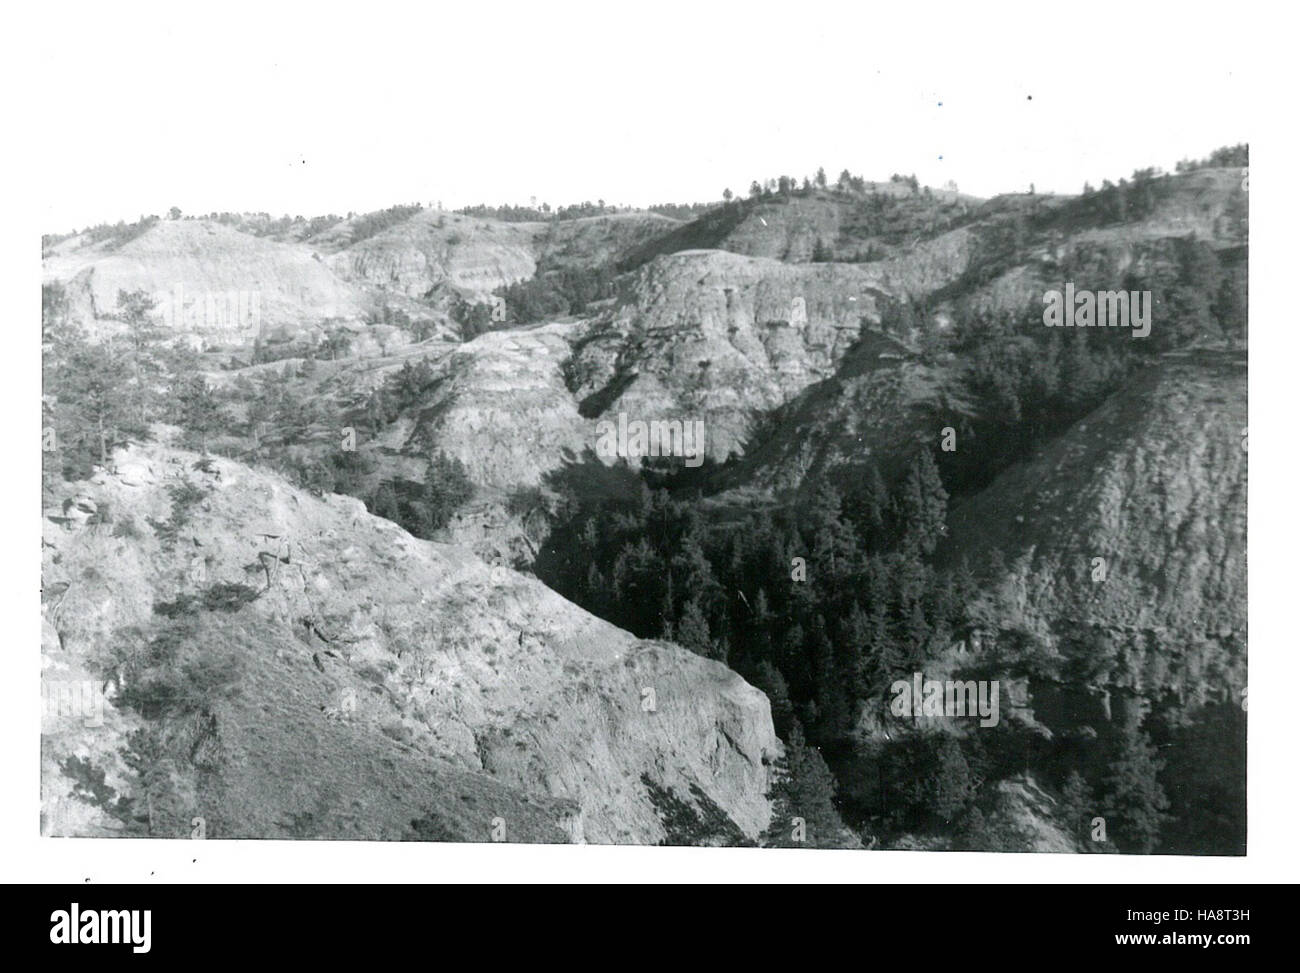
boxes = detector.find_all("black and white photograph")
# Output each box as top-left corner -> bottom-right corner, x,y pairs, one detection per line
6,0 -> 1294,909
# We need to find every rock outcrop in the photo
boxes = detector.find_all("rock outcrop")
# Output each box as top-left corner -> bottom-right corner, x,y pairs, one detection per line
327,210 -> 681,300
380,322 -> 591,490
45,220 -> 370,345
568,249 -> 888,460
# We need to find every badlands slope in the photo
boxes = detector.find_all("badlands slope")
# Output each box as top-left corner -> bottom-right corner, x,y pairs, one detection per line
42,441 -> 778,843
944,348 -> 1247,697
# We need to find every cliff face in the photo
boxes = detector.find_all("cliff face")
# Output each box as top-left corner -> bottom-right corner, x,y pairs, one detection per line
380,322 -> 591,491
328,211 -> 540,300
317,248 -> 899,501
674,185 -> 978,264
568,249 -> 888,460
42,442 -> 778,844
45,220 -> 370,344
939,168 -> 1248,319
40,211 -> 681,353
713,331 -> 970,495
327,210 -> 681,300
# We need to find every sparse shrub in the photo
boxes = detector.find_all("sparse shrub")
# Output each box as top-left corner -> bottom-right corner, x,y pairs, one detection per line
119,640 -> 244,720
200,581 -> 260,612
405,809 -> 467,841
147,480 -> 209,548
381,721 -> 413,744
58,755 -> 134,827
111,514 -> 143,540
154,581 -> 259,617
152,594 -> 199,618
450,299 -> 494,339
279,811 -> 318,838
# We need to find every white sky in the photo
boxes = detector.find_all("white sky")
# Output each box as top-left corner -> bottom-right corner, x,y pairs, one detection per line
34,1 -> 1252,230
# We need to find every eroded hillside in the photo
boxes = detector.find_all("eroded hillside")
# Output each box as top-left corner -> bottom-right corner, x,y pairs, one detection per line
568,249 -> 889,460
44,220 -> 373,345
42,442 -> 778,844
946,349 -> 1247,698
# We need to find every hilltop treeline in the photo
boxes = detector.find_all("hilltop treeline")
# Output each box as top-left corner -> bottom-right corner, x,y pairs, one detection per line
46,203 -> 420,251
1174,143 -> 1248,173
453,200 -> 719,222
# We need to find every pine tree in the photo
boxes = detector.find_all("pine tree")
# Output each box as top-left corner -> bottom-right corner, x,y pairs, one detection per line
176,375 -> 225,454
1103,721 -> 1171,853
675,598 -> 711,656
853,461 -> 888,546
709,633 -> 730,664
1213,267 -> 1248,344
780,624 -> 811,697
370,481 -> 401,523
805,479 -> 843,533
741,588 -> 775,670
928,737 -> 978,824
116,289 -> 164,427
859,562 -> 903,694
581,562 -> 608,617
953,805 -> 995,851
671,528 -> 722,618
779,622 -> 806,688
781,719 -> 845,848
754,661 -> 794,736
895,447 -> 949,555
657,573 -> 675,639
418,451 -> 474,534
808,615 -> 838,733
903,599 -> 931,667
1059,770 -> 1096,848
56,342 -> 130,470
842,601 -> 871,698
